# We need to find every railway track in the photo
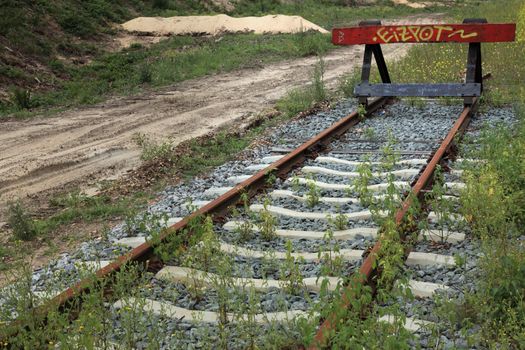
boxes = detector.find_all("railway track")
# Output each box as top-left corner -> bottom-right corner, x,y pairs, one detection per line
3,94 -> 514,349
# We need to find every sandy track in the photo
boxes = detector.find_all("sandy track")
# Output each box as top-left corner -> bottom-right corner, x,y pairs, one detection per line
0,15 -> 442,211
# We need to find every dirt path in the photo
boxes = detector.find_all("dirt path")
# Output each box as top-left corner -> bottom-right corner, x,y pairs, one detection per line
0,15 -> 443,216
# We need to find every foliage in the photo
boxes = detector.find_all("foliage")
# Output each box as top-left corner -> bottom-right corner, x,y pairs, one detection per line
138,64 -> 153,84
328,206 -> 348,231
312,56 -> 326,102
257,197 -> 278,241
279,240 -> 305,295
10,88 -> 32,110
424,165 -> 460,243
276,55 -> 329,118
232,193 -> 255,242
176,130 -> 250,179
338,71 -> 360,98
38,192 -> 136,236
7,201 -> 36,241
305,178 -> 321,208
318,229 -> 344,277
133,132 -> 174,162
437,105 -> 525,348
276,87 -> 317,118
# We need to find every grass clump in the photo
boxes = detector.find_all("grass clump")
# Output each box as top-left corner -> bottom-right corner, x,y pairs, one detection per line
7,201 -> 36,241
277,57 -> 328,117
133,133 -> 173,162
138,64 -> 153,84
35,192 -> 136,237
338,71 -> 360,98
176,130 -> 250,179
10,88 -> 32,110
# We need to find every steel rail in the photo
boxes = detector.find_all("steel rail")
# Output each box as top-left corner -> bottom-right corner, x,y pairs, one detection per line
0,98 -> 390,340
309,98 -> 478,349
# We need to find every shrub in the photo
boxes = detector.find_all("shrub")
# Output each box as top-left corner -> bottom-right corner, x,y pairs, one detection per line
7,201 -> 36,241
10,88 -> 31,110
132,133 -> 173,162
153,0 -> 171,9
138,65 -> 153,84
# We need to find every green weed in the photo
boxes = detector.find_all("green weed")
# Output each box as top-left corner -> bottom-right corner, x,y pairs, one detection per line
328,206 -> 348,231
257,198 -> 278,241
318,229 -> 344,277
338,71 -> 360,98
312,57 -> 326,102
7,201 -> 36,241
305,178 -> 321,208
279,240 -> 304,295
37,192 -> 135,237
138,64 -> 153,84
10,88 -> 32,110
133,133 -> 173,162
277,56 -> 328,118
276,88 -> 316,118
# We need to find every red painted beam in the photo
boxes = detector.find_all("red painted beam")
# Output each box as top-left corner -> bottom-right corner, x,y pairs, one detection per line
332,23 -> 516,45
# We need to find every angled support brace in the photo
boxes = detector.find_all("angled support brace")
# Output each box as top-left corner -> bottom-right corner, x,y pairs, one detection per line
463,18 -> 486,106
357,21 -> 391,106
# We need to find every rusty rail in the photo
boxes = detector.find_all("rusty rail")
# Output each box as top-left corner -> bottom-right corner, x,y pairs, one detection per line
309,98 -> 478,349
0,98 -> 390,339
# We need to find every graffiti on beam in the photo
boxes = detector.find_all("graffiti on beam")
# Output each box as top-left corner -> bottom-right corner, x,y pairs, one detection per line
373,25 -> 478,43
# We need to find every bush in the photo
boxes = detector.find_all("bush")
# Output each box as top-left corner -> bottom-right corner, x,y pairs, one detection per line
7,201 -> 36,241
10,88 -> 32,110
138,65 -> 153,84
58,13 -> 97,38
133,133 -> 173,162
452,105 -> 525,347
153,0 -> 171,9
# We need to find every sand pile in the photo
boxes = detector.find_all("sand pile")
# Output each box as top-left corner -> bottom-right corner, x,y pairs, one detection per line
121,14 -> 328,36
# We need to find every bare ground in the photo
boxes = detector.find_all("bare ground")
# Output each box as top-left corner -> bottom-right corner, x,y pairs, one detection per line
0,15 -> 443,220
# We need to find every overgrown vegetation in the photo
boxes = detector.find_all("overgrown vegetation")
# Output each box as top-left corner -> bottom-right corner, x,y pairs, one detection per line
2,0 -> 524,347
437,106 -> 525,348
0,191 -> 147,272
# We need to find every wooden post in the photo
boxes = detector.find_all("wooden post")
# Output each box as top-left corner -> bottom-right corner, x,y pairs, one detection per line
463,18 -> 487,105
357,20 -> 391,106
